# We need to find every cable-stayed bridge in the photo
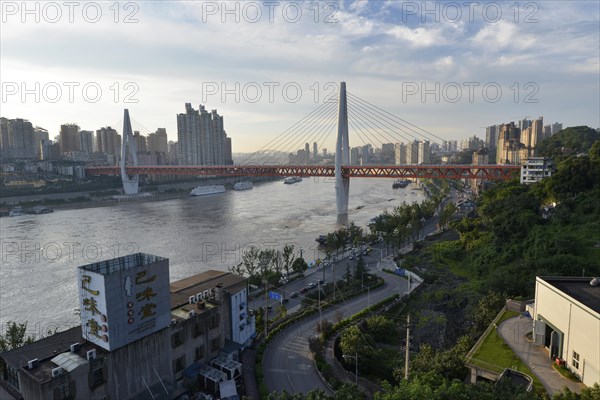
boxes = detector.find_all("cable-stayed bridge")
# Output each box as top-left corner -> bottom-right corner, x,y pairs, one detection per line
86,82 -> 520,222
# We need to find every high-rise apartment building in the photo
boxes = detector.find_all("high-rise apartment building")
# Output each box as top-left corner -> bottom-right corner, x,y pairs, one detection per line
530,117 -> 544,149
168,140 -> 178,165
418,141 -> 430,164
551,122 -> 563,135
79,130 -> 94,154
59,124 -> 80,153
395,142 -> 407,165
96,127 -> 121,158
485,125 -> 497,150
496,122 -> 522,164
381,143 -> 395,164
147,128 -> 169,154
177,104 -> 232,165
132,131 -> 147,153
448,140 -> 458,152
313,142 -> 318,160
0,118 -> 37,159
406,140 -> 419,164
305,143 -> 310,164
350,147 -> 361,165
225,137 -> 233,165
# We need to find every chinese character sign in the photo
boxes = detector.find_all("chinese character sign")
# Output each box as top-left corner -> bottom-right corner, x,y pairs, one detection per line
78,269 -> 110,349
78,256 -> 171,351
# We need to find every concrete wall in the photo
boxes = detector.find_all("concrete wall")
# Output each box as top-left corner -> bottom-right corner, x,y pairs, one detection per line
104,327 -> 173,399
534,279 -> 600,387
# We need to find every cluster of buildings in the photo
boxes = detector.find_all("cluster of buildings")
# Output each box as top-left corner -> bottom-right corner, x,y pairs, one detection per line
0,253 -> 255,400
287,141 -> 324,164
487,118 -> 563,165
0,118 -> 178,167
1,103 -> 235,186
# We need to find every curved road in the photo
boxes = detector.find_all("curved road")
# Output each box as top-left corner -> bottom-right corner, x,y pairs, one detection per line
263,268 -> 409,394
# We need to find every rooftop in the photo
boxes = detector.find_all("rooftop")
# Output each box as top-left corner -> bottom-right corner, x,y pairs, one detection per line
1,326 -> 108,383
79,253 -> 167,275
539,276 -> 600,315
170,270 -> 246,310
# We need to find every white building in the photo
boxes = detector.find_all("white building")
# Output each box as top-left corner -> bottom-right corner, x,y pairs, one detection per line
520,157 -> 554,184
533,276 -> 600,387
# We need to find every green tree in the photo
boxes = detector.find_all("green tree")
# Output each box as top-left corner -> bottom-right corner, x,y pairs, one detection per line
292,257 -> 308,276
0,321 -> 35,353
365,315 -> 396,343
589,140 -> 600,161
536,126 -> 600,160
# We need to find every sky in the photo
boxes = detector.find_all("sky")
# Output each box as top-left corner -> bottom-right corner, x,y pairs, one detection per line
1,0 -> 599,153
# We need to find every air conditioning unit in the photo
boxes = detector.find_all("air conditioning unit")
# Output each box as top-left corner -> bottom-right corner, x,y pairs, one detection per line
27,358 -> 39,369
189,295 -> 197,304
51,367 -> 63,378
171,319 -> 177,325
70,342 -> 81,353
188,310 -> 196,318
86,349 -> 96,361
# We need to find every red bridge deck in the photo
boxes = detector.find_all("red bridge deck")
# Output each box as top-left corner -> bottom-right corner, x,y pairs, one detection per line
86,165 -> 520,180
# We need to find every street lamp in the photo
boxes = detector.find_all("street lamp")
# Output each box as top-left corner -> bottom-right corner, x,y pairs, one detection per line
361,270 -> 370,307
342,353 -> 358,384
308,277 -> 323,327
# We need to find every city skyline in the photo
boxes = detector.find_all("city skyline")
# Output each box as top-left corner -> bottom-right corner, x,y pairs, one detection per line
1,1 -> 598,152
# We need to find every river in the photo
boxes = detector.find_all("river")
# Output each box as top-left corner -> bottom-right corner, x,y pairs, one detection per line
0,178 -> 424,335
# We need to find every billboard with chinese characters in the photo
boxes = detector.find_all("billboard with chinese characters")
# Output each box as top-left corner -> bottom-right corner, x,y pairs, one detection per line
78,253 -> 171,351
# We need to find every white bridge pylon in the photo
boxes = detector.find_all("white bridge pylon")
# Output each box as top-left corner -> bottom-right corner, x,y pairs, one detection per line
335,82 -> 350,225
120,109 -> 139,195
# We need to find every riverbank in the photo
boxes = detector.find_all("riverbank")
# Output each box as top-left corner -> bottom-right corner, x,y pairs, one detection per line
0,177 -> 278,214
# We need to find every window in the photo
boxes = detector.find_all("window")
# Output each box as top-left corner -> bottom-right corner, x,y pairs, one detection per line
89,359 -> 105,389
172,354 -> 186,373
192,322 -> 204,338
211,337 -> 220,352
195,345 -> 204,361
55,382 -> 70,400
171,329 -> 185,348
5,365 -> 19,390
572,351 -> 580,370
209,314 -> 220,329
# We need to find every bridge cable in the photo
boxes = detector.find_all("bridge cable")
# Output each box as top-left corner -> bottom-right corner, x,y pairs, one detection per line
246,101 -> 338,166
239,100 -> 336,165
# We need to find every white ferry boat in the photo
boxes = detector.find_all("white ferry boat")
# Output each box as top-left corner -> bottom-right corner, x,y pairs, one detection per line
190,185 -> 226,196
233,181 -> 253,190
9,206 -> 25,217
283,176 -> 302,184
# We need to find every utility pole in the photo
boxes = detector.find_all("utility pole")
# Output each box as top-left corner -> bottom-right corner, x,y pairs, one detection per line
355,352 -> 358,384
333,261 -> 336,302
404,314 -> 410,380
264,279 -> 268,337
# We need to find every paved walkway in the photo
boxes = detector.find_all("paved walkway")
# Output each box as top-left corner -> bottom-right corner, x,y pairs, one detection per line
498,316 -> 585,395
242,347 -> 260,400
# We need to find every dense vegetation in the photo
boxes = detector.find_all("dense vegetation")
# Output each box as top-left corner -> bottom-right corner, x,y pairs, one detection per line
536,126 -> 600,161
309,130 -> 600,399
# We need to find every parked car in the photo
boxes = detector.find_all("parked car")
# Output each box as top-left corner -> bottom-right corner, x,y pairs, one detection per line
290,291 -> 298,298
281,298 -> 289,304
299,287 -> 308,294
307,282 -> 316,289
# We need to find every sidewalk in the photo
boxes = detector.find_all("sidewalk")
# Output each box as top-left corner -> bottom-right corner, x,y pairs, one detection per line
498,316 -> 585,396
241,347 -> 259,400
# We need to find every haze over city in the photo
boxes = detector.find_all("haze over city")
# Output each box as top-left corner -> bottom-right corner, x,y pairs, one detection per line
2,0 -> 599,152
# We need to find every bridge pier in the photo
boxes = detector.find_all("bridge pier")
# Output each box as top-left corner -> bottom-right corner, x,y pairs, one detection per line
120,109 -> 139,195
335,82 -> 350,225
